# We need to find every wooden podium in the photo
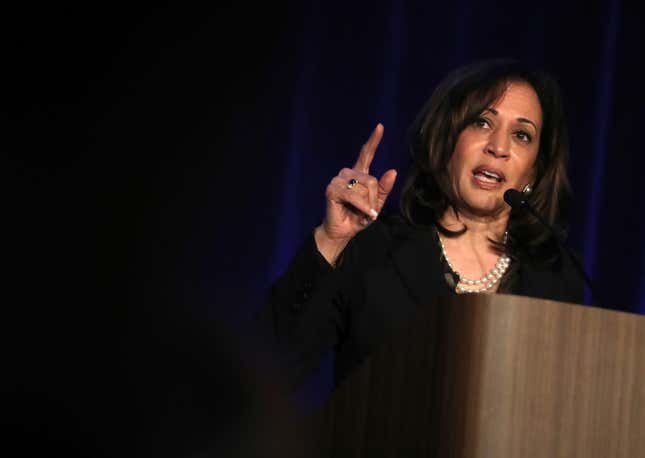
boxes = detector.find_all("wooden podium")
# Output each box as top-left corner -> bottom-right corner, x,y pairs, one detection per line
308,295 -> 645,457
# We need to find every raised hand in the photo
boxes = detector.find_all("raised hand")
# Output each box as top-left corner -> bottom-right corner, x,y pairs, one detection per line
314,123 -> 397,266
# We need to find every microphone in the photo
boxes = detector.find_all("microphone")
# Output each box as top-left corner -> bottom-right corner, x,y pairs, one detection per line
503,188 -> 529,209
503,189 -> 601,306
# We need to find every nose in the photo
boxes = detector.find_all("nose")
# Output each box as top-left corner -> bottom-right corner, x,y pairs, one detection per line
485,130 -> 509,159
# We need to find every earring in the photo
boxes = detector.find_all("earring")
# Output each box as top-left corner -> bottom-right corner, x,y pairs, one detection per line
522,184 -> 533,195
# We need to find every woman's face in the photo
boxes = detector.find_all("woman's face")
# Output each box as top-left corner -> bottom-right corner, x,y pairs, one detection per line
446,81 -> 542,218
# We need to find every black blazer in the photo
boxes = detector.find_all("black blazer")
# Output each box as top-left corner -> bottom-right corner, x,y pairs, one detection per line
257,216 -> 585,390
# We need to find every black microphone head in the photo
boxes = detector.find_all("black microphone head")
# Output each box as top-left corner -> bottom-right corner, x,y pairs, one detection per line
504,189 -> 527,209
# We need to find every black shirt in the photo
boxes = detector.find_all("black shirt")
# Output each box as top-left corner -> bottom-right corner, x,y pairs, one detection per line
257,216 -> 585,390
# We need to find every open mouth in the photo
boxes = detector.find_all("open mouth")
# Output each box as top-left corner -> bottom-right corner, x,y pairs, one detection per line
472,166 -> 505,183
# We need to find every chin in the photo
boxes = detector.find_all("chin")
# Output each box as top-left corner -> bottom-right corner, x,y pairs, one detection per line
462,194 -> 504,217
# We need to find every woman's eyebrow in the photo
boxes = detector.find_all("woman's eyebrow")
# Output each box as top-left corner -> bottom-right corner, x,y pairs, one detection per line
517,117 -> 538,131
484,108 -> 538,131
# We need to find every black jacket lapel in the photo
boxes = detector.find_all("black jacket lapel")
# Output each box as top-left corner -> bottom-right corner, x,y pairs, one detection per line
388,227 -> 450,307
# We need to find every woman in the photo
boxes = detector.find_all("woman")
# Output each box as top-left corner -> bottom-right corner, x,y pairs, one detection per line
258,59 -> 584,390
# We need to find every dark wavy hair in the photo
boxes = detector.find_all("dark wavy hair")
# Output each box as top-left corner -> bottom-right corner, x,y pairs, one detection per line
400,59 -> 572,263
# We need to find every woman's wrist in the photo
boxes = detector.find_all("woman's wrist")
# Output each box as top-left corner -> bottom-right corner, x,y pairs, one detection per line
314,225 -> 351,267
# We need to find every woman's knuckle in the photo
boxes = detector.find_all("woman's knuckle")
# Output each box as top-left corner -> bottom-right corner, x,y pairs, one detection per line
346,192 -> 360,206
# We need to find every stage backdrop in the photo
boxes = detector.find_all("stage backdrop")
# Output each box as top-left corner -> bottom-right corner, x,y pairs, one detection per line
8,0 -> 644,418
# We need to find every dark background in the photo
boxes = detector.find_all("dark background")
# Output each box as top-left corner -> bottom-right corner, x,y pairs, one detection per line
6,0 -> 644,455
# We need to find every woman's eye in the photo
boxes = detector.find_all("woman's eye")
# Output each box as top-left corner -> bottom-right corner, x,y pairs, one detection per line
474,117 -> 490,128
516,131 -> 532,143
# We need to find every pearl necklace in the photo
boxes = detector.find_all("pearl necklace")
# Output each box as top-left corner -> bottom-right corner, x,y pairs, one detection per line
437,231 -> 511,294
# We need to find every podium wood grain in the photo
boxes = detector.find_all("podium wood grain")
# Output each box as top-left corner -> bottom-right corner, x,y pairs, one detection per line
308,294 -> 645,457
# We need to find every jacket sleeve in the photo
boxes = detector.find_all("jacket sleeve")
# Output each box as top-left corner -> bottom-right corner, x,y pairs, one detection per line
254,230 -> 356,391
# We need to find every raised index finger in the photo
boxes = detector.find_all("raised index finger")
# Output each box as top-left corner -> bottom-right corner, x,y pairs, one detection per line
353,123 -> 383,174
